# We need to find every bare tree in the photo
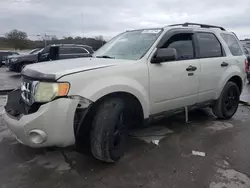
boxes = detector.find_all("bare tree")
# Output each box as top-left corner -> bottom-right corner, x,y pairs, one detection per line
75,36 -> 82,40
95,35 -> 104,41
64,36 -> 73,40
5,29 -> 28,50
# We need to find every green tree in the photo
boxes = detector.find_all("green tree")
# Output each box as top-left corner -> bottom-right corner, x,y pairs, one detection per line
5,29 -> 28,50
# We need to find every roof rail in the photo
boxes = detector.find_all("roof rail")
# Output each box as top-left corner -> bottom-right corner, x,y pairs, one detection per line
168,22 -> 226,31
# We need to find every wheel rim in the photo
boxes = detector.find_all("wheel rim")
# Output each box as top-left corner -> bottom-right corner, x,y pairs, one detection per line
223,87 -> 239,114
113,113 -> 125,148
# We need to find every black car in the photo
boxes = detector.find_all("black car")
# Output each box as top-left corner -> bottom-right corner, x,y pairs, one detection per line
0,50 -> 19,67
243,46 -> 250,82
7,44 -> 94,72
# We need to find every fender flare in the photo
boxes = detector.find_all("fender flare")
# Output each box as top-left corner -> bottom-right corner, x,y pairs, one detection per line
215,67 -> 244,99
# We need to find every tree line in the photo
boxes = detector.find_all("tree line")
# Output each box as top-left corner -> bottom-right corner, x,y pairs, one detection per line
0,29 -> 106,51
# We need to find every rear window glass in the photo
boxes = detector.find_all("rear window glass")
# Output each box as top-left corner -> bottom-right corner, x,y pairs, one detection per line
220,33 -> 243,56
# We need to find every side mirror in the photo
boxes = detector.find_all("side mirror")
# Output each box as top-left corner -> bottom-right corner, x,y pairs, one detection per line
151,48 -> 177,64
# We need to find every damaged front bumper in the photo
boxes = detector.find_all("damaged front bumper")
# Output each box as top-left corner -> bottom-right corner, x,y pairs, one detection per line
3,89 -> 80,148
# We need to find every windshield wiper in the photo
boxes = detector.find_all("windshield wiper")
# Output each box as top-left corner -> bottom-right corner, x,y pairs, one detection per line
96,55 -> 115,59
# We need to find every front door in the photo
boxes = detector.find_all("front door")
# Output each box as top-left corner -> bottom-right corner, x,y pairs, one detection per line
149,32 -> 200,115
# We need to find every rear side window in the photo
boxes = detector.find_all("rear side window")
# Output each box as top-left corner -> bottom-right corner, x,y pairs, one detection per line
59,47 -> 72,54
196,33 -> 223,58
220,33 -> 243,56
73,47 -> 89,54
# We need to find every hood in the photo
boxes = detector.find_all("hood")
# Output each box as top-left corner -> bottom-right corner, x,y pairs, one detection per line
7,54 -> 20,59
10,54 -> 37,59
22,57 -> 133,81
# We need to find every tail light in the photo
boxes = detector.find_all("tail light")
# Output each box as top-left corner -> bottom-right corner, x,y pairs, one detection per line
245,59 -> 249,73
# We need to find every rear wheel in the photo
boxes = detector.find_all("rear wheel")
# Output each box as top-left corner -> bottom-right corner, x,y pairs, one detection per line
212,81 -> 240,119
90,98 -> 131,163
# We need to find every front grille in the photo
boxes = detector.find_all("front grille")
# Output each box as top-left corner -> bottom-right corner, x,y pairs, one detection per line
21,78 -> 35,105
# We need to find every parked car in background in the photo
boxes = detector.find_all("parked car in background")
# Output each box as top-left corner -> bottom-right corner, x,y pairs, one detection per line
3,23 -> 247,163
0,50 -> 19,67
28,48 -> 42,54
243,46 -> 250,82
6,44 -> 94,72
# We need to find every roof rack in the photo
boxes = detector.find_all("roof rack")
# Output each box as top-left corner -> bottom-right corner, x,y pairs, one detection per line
168,22 -> 226,31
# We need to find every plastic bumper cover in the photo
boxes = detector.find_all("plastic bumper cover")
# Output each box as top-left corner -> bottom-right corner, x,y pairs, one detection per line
3,98 -> 79,148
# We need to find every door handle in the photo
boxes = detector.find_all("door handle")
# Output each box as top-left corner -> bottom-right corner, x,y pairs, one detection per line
221,62 -> 229,67
186,65 -> 197,71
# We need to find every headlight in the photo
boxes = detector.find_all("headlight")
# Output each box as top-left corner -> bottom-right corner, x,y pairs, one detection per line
34,82 -> 70,102
11,58 -> 18,62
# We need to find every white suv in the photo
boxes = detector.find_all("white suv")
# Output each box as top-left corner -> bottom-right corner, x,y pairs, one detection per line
3,23 -> 248,162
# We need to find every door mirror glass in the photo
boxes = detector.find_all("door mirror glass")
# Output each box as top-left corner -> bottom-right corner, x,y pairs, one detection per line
151,48 -> 177,64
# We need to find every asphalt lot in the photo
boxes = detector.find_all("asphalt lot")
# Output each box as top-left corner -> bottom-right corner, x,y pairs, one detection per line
1,67 -> 250,188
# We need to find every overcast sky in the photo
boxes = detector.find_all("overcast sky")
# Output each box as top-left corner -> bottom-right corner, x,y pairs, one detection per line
0,0 -> 250,40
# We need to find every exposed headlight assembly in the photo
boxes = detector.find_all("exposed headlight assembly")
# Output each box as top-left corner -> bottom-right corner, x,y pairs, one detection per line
34,82 -> 70,103
11,58 -> 18,62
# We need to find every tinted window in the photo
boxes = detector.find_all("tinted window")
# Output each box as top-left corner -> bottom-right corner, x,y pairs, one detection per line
72,47 -> 89,54
221,33 -> 243,56
162,33 -> 194,60
59,47 -> 72,54
196,33 -> 223,58
42,46 -> 50,54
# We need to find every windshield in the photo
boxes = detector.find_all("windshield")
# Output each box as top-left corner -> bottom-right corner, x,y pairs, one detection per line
30,48 -> 43,54
93,29 -> 162,60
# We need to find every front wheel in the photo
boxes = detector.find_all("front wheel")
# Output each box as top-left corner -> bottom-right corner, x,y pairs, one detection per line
212,81 -> 240,119
90,98 -> 130,163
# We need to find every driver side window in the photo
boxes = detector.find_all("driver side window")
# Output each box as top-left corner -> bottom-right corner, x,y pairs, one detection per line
162,33 -> 194,60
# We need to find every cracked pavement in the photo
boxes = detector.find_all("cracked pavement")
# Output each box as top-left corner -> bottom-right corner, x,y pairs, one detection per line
1,67 -> 250,188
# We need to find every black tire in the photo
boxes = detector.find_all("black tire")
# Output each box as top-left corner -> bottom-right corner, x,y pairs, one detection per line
18,63 -> 26,72
212,81 -> 240,119
90,97 -> 130,163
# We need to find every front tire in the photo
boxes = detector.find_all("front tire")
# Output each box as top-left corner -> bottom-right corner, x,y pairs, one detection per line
90,98 -> 130,163
18,63 -> 26,73
212,81 -> 240,119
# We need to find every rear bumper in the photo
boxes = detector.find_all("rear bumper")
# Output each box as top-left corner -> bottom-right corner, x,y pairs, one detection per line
3,93 -> 79,148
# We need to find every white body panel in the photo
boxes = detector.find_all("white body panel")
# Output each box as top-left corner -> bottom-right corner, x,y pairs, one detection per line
148,59 -> 200,114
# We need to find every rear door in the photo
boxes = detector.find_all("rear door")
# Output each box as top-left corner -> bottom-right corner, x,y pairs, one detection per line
194,32 -> 226,102
220,33 -> 246,72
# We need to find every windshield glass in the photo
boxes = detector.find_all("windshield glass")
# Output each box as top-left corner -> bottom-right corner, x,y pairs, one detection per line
93,29 -> 162,60
30,48 -> 43,54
